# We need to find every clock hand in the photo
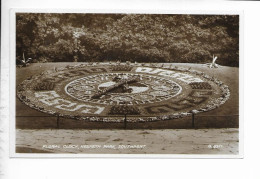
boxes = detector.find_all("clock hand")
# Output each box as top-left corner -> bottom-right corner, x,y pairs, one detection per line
91,76 -> 140,99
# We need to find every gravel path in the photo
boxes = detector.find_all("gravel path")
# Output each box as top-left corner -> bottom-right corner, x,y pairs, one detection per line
16,128 -> 239,154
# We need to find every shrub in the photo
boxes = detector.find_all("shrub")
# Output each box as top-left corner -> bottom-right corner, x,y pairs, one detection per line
16,14 -> 239,66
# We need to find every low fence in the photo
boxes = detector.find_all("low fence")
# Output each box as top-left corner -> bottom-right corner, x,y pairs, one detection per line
16,114 -> 239,129
191,114 -> 239,128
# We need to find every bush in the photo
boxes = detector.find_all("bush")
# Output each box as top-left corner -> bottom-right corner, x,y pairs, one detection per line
16,14 -> 239,66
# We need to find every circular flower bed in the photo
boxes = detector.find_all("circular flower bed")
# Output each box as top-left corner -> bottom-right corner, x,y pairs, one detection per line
17,62 -> 230,123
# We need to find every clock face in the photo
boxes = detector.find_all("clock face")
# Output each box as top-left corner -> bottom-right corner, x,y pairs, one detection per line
65,73 -> 182,105
17,63 -> 230,122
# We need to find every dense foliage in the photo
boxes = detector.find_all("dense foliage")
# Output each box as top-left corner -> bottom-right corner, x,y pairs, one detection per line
16,13 -> 239,66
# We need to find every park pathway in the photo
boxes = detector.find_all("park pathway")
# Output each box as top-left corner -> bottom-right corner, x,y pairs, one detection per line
16,128 -> 239,155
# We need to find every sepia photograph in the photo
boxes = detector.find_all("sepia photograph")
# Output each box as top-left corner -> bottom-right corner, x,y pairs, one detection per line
5,0 -> 260,178
14,12 -> 240,155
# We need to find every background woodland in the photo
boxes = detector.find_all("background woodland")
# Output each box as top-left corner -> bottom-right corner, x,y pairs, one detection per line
16,14 -> 239,66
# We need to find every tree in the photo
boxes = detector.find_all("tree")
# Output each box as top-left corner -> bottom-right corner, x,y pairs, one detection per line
16,13 -> 239,66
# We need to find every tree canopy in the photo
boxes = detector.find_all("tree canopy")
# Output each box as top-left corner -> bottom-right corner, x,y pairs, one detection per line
16,13 -> 239,66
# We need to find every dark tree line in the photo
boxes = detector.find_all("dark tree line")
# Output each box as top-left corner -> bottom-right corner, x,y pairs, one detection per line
16,13 -> 239,66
